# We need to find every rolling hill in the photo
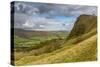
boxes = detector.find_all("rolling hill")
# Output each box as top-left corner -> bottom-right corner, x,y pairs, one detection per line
14,28 -> 68,38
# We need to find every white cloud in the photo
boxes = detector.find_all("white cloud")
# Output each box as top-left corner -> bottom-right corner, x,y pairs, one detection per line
22,22 -> 35,28
39,25 -> 45,28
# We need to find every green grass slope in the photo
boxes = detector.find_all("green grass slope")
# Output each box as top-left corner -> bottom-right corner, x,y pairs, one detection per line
15,34 -> 97,65
67,15 -> 97,40
26,35 -> 97,64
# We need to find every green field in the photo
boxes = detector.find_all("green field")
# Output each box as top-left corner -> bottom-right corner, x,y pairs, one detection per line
14,31 -> 68,48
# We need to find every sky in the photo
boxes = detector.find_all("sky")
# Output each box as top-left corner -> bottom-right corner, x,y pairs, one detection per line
12,1 -> 97,31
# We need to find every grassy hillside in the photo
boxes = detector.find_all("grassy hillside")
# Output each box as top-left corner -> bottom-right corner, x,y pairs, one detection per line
13,15 -> 97,66
67,15 -> 97,40
25,35 -> 97,65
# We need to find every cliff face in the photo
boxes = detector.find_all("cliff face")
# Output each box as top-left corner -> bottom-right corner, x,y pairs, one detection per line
67,15 -> 97,40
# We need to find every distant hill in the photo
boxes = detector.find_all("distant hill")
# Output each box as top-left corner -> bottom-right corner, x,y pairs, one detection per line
14,28 -> 68,38
14,28 -> 51,38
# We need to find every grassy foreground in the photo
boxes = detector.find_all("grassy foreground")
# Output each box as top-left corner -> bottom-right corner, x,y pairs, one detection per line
14,34 -> 97,65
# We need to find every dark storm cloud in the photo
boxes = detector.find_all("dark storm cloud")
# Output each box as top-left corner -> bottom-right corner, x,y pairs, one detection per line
13,1 -> 97,31
14,2 -> 97,16
14,2 -> 39,15
47,5 -> 97,16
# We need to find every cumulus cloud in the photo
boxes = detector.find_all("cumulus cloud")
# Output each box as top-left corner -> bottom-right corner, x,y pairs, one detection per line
14,2 -> 39,15
14,2 -> 97,16
17,16 -> 73,31
22,21 -> 35,28
13,1 -> 97,31
69,6 -> 97,16
14,13 -> 31,28
47,5 -> 97,16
